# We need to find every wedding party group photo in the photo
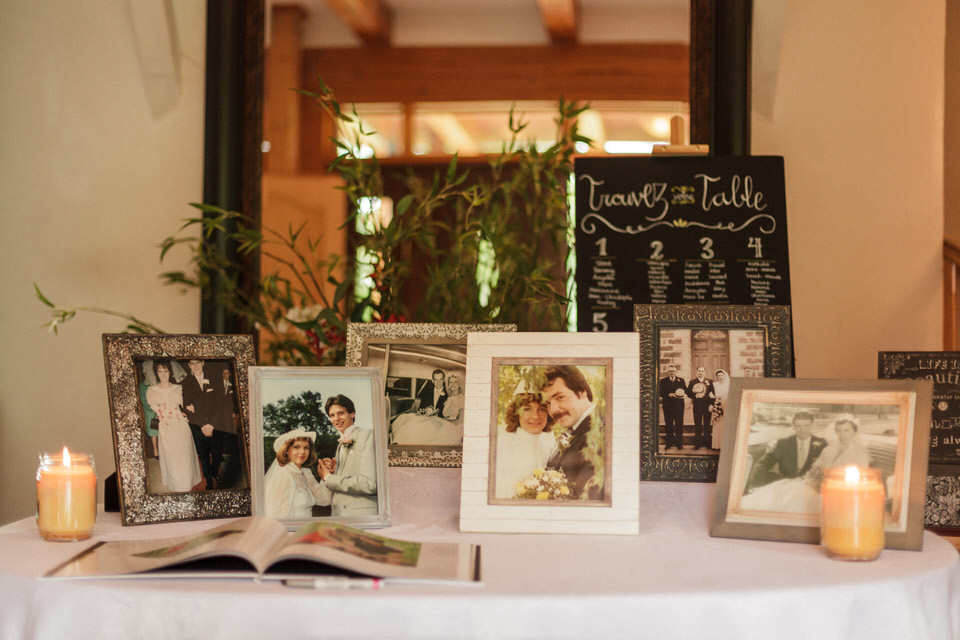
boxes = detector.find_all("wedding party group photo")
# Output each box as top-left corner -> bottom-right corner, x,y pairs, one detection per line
656,327 -> 767,455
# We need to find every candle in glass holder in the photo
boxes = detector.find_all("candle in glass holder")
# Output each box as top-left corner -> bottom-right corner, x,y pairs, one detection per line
820,465 -> 885,561
36,447 -> 97,541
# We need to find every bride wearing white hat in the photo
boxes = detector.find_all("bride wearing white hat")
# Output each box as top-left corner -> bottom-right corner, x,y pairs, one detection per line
263,428 -> 330,520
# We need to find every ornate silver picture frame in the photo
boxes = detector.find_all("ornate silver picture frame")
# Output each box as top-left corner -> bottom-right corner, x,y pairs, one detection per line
102,334 -> 255,525
634,304 -> 794,481
345,322 -> 516,467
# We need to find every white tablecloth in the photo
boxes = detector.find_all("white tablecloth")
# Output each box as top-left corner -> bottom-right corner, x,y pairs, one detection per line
1,468 -> 959,640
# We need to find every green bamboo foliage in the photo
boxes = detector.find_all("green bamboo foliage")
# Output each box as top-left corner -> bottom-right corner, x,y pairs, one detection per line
38,81 -> 591,365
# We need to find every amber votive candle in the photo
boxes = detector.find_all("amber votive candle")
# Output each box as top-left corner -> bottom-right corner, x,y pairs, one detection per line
820,465 -> 885,561
36,447 -> 97,541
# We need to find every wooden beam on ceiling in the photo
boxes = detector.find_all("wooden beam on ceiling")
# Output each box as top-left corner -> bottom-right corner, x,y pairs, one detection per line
301,43 -> 688,103
325,0 -> 392,46
298,43 -> 688,170
536,0 -> 578,44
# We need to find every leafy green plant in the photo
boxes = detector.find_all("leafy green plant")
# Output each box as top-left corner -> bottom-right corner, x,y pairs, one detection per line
37,80 -> 590,365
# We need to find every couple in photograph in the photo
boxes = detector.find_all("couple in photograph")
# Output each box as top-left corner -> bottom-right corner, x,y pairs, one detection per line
741,410 -> 872,513
264,393 -> 378,520
142,358 -> 240,493
494,365 -> 604,501
391,368 -> 465,446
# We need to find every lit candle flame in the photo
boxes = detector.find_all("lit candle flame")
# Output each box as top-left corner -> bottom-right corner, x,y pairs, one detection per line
62,446 -> 71,467
843,465 -> 860,483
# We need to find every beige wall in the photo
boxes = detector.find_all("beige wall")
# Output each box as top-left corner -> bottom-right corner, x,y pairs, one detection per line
0,0 -> 947,525
946,0 -> 960,240
0,1 -> 204,524
752,0 -> 944,378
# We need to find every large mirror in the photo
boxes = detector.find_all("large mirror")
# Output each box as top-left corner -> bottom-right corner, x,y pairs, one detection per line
201,0 -> 749,334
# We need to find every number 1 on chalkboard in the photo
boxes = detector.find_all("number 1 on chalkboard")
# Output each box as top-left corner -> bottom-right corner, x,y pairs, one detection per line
595,237 -> 607,257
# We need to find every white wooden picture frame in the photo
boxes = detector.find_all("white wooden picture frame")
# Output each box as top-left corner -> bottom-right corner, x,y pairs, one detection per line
459,332 -> 640,535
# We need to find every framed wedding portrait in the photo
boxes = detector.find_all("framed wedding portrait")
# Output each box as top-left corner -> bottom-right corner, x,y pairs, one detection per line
248,366 -> 390,529
459,332 -> 640,535
634,304 -> 794,482
710,377 -> 932,550
102,333 -> 256,525
345,322 -> 516,467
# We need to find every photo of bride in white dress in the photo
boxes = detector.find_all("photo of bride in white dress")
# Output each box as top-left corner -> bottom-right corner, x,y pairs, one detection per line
144,359 -> 202,493
493,384 -> 556,499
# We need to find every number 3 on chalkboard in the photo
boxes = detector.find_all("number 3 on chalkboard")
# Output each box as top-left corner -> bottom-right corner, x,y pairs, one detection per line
592,312 -> 609,332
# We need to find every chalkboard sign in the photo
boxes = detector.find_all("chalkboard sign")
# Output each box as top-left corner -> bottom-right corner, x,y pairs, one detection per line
879,351 -> 960,531
574,156 -> 791,332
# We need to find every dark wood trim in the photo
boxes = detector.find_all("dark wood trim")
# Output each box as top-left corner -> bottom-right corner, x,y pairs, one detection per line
689,0 -> 713,145
201,0 -> 264,334
710,0 -> 752,155
300,43 -> 689,104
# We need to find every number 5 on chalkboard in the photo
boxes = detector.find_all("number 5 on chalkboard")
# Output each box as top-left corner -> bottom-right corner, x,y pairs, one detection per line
592,312 -> 609,332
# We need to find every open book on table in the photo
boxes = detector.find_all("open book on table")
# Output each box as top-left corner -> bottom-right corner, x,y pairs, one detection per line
44,517 -> 481,585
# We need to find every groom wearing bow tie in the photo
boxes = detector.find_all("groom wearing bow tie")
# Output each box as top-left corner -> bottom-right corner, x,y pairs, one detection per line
316,394 -> 379,516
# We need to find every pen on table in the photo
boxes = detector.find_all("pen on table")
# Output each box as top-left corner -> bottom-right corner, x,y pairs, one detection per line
283,577 -> 383,590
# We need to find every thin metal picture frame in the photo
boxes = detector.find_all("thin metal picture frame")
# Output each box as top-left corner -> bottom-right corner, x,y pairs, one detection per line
248,366 -> 391,529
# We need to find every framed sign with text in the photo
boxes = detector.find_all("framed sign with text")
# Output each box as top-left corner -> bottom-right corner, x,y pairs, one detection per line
575,156 -> 791,333
879,351 -> 960,532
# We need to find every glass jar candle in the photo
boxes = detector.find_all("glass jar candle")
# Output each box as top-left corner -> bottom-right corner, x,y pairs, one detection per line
36,447 -> 97,541
820,465 -> 885,561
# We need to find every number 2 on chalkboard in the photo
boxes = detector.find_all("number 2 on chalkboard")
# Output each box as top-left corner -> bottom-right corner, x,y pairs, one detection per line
649,240 -> 664,261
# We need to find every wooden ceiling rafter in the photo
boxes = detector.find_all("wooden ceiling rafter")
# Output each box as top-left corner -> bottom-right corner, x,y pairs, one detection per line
536,0 -> 579,45
324,0 -> 393,46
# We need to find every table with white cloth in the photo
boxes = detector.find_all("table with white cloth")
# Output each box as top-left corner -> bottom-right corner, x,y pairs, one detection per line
1,467 -> 959,640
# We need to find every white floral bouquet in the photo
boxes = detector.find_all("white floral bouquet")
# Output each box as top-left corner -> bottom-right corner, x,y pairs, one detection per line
514,468 -> 572,500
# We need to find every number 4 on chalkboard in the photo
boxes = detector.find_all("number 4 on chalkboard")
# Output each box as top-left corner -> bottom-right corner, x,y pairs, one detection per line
748,237 -> 763,258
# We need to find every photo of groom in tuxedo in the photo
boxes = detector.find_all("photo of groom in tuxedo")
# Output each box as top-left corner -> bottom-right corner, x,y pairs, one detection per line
746,410 -> 827,493
541,365 -> 604,500
181,358 -> 227,490
412,368 -> 447,416
316,394 -> 379,516
686,366 -> 715,450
